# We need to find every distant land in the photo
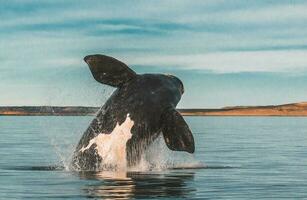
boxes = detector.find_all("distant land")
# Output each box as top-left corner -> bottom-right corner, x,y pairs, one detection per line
1,102 -> 307,116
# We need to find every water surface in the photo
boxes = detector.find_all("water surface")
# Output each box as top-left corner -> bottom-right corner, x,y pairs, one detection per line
1,116 -> 307,199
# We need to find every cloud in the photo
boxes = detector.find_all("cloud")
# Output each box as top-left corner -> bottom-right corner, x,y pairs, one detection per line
124,50 -> 307,73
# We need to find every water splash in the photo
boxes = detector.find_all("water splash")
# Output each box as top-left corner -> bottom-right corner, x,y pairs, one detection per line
49,137 -> 73,171
129,135 -> 204,171
38,115 -> 90,172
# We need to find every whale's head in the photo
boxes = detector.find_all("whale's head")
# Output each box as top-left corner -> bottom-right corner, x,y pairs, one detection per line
165,74 -> 184,95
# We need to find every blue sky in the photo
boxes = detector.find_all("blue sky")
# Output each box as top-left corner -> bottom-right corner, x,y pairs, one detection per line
1,0 -> 307,108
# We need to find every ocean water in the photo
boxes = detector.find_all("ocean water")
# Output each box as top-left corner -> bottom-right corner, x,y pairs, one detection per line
1,116 -> 307,199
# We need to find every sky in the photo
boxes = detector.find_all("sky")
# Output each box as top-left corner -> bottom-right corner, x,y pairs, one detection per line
1,0 -> 307,108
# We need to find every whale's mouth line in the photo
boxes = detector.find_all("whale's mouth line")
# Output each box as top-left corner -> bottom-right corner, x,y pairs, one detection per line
2,165 -> 239,171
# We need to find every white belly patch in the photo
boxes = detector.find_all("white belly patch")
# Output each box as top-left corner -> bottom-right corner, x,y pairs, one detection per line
79,114 -> 134,170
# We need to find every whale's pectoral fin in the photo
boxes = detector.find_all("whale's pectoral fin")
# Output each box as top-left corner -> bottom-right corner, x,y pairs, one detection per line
84,54 -> 137,87
162,109 -> 195,153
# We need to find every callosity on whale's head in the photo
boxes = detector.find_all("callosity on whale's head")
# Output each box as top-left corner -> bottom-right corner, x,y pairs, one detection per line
71,54 -> 195,171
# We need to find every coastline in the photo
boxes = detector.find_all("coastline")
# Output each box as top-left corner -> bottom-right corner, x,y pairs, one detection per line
1,102 -> 307,116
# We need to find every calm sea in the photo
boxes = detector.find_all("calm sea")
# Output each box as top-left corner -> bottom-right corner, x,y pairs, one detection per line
1,116 -> 307,199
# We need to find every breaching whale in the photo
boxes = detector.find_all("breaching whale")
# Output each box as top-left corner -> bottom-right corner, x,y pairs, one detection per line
71,54 -> 195,171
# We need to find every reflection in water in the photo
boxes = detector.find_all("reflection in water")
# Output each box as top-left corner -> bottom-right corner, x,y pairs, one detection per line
79,170 -> 196,199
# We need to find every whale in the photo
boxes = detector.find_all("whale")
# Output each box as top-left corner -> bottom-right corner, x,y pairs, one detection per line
71,54 -> 195,171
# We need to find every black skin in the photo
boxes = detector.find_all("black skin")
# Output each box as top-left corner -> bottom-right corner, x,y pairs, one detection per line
71,55 -> 194,171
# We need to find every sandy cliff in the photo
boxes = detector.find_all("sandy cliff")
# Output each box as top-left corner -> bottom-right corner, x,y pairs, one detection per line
179,102 -> 307,116
1,102 -> 307,116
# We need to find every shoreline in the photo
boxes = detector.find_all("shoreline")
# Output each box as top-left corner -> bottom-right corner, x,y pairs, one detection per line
1,102 -> 307,116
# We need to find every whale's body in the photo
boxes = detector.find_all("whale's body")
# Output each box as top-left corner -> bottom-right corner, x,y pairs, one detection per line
72,55 -> 194,171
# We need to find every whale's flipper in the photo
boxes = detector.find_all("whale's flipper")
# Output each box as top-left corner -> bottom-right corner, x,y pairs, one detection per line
162,109 -> 195,153
84,54 -> 137,87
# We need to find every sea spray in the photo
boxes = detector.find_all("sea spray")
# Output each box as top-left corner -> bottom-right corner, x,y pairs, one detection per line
129,134 -> 203,171
38,116 -> 91,171
49,137 -> 71,171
